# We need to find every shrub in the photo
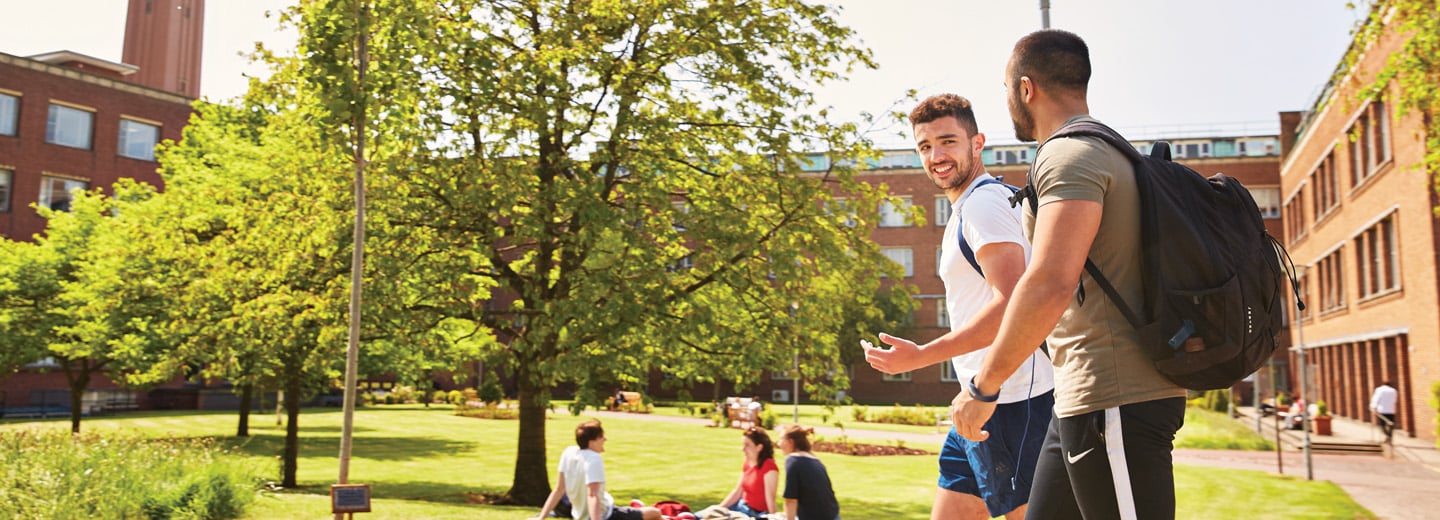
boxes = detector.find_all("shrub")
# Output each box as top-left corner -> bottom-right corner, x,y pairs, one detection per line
448,390 -> 464,406
758,408 -> 778,430
432,390 -> 448,404
852,405 -> 868,422
390,385 -> 416,404
869,404 -> 939,426
1431,381 -> 1440,448
0,430 -> 261,519
478,380 -> 503,404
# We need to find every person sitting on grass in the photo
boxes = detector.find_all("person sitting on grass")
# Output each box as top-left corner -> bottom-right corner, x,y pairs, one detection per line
536,419 -> 663,520
717,426 -> 779,517
778,425 -> 840,520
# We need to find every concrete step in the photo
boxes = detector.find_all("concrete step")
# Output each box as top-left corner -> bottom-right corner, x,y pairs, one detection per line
1310,441 -> 1384,455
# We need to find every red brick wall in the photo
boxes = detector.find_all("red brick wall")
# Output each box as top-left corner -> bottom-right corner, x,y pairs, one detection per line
0,53 -> 192,241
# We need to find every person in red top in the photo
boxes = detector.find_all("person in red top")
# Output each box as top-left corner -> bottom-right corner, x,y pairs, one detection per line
718,426 -> 779,517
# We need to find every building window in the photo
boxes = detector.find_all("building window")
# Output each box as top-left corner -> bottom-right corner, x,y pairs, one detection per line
881,247 -> 914,277
771,369 -> 795,381
827,198 -> 856,227
1284,188 -> 1307,246
882,371 -> 913,382
934,195 -> 952,227
39,176 -> 87,212
935,247 -> 943,276
1356,213 -> 1400,299
937,302 -> 950,329
879,196 -> 913,227
1317,248 -> 1345,314
1350,101 -> 1392,186
0,169 -> 10,212
1248,187 -> 1281,219
46,103 -> 94,150
0,93 -> 18,136
1311,152 -> 1339,220
118,118 -> 161,161
940,362 -> 960,382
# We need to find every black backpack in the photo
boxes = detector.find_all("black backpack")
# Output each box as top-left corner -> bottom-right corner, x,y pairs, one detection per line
1012,120 -> 1302,390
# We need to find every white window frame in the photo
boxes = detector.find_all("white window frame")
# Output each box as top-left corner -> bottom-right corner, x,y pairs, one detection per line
934,195 -> 952,227
936,302 -> 950,329
0,168 -> 11,212
0,92 -> 18,137
39,175 -> 88,211
118,117 -> 161,161
878,196 -> 913,228
46,102 -> 94,150
940,361 -> 959,382
1249,186 -> 1281,219
828,198 -> 856,227
881,247 -> 914,277
881,371 -> 913,382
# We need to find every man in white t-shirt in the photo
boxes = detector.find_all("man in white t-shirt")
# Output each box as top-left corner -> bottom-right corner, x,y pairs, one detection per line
1370,381 -> 1398,441
536,419 -> 662,520
864,94 -> 1055,520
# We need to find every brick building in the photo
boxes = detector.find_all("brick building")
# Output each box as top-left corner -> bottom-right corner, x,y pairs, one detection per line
0,0 -> 205,413
0,0 -> 201,242
1278,10 -> 1435,440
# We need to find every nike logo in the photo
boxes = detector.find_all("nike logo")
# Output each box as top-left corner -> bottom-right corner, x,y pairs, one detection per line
1066,448 -> 1095,464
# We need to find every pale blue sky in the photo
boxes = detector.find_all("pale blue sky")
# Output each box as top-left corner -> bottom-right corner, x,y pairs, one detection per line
0,1 -> 1366,148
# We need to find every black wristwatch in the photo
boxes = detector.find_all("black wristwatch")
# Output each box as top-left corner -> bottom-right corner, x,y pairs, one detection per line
967,375 -> 1001,402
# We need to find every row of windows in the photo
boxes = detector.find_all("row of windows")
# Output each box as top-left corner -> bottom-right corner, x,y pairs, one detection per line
865,186 -> 1279,233
880,362 -> 961,383
1286,101 -> 1392,246
796,137 -> 1281,173
0,92 -> 162,161
1296,213 -> 1401,320
0,168 -> 89,213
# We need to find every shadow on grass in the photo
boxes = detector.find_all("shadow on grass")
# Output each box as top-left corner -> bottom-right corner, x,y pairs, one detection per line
211,432 -> 478,462
266,480 -> 509,505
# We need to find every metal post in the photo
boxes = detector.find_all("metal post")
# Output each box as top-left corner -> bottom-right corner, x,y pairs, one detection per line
1254,369 -> 1262,433
1039,0 -> 1051,29
1294,265 -> 1313,481
790,302 -> 800,424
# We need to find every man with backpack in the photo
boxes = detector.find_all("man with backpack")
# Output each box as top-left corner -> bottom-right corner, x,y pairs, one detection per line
950,29 -> 1190,520
863,93 -> 1054,520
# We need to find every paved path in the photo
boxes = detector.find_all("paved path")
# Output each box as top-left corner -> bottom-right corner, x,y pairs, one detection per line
589,407 -> 1440,519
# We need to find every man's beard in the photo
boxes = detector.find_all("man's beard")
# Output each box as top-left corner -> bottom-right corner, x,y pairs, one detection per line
1011,102 -> 1036,143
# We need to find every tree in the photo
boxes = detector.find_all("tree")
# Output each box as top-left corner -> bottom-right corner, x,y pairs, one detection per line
286,0 -> 893,503
1339,0 -> 1439,184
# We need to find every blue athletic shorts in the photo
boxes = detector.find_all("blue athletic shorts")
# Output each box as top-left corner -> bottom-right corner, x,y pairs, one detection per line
938,390 -> 1053,517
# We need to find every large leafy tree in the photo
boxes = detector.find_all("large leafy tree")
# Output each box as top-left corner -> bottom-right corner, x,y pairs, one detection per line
288,0 -> 895,503
1340,0 -> 1438,182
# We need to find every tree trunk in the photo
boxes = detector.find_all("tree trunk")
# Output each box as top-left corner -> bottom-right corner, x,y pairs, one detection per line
64,360 -> 92,434
507,365 -> 550,504
237,383 -> 253,437
282,376 -> 303,487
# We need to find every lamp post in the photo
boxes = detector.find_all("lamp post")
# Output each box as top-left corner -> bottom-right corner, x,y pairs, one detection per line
789,302 -> 800,424
1293,263 -> 1313,481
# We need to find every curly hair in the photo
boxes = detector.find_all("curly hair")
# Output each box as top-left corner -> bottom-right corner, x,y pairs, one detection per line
908,93 -> 979,136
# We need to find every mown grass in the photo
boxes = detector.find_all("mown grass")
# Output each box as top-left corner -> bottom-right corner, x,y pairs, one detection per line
0,404 -> 1366,519
1176,407 -> 1276,450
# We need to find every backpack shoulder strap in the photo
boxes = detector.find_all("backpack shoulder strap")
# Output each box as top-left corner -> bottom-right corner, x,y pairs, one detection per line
957,178 -> 1019,277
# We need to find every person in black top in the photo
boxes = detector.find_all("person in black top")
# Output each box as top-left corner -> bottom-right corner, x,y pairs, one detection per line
778,424 -> 839,520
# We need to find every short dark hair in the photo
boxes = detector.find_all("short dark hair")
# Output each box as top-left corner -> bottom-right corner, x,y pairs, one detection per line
575,419 -> 604,448
1011,29 -> 1091,94
908,94 -> 979,136
782,424 -> 814,452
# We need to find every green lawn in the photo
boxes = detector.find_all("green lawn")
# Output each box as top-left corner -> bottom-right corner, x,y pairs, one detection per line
0,405 -> 1369,519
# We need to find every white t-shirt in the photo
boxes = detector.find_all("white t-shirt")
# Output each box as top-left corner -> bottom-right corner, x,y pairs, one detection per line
942,174 -> 1055,404
1370,385 -> 1397,414
558,445 -> 613,520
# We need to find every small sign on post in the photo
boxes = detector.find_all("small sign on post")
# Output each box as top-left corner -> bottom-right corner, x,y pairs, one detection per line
331,483 -> 371,515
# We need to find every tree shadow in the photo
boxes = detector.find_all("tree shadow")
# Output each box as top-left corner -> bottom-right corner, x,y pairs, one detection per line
208,433 -> 477,461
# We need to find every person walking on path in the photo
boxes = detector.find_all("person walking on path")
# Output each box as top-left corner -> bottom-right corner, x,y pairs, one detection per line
950,29 -> 1188,520
1370,381 -> 1398,442
864,93 -> 1054,520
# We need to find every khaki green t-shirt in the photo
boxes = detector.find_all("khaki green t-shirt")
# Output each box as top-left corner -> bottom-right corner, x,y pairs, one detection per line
1023,116 -> 1185,418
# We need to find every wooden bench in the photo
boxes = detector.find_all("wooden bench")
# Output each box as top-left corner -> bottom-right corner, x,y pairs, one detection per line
936,414 -> 954,433
725,397 -> 759,429
607,391 -> 645,412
